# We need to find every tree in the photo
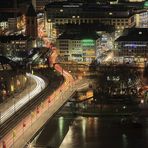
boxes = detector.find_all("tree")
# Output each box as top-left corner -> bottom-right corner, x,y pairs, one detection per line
94,64 -> 140,104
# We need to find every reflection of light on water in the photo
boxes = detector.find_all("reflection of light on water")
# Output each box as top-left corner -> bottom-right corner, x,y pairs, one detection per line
59,124 -> 73,147
145,118 -> 148,135
82,117 -> 86,139
59,116 -> 64,138
94,117 -> 98,130
88,117 -> 99,135
122,134 -> 128,148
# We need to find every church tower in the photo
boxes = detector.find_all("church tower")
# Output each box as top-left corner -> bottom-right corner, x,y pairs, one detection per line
25,3 -> 37,39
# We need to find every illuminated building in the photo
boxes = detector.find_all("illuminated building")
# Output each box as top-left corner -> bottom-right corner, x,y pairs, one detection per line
130,1 -> 148,28
128,0 -> 145,2
45,2 -> 136,37
0,21 -> 8,31
135,9 -> 148,28
56,32 -> 99,63
0,35 -> 30,56
115,28 -> 148,58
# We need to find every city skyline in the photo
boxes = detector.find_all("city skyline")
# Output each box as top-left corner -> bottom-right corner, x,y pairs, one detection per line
0,0 -> 148,147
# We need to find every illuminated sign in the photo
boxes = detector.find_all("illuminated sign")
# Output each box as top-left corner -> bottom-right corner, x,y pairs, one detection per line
144,1 -> 148,7
63,5 -> 79,8
81,39 -> 95,46
124,44 -> 146,47
83,49 -> 95,56
85,50 -> 95,55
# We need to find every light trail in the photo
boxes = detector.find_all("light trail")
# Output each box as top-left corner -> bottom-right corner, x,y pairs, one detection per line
0,19 -> 74,148
103,52 -> 114,62
76,82 -> 90,91
0,73 -> 46,123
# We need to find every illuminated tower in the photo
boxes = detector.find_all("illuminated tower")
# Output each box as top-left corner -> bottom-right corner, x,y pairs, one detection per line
25,3 -> 37,39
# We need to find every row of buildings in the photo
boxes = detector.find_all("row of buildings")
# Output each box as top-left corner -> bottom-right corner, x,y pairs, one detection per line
115,28 -> 148,58
0,0 -> 148,64
43,0 -> 148,63
0,2 -> 38,57
45,0 -> 148,37
56,25 -> 148,64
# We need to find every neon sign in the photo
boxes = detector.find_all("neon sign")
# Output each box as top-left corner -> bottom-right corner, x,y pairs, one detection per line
81,39 -> 95,46
124,44 -> 146,47
144,1 -> 148,8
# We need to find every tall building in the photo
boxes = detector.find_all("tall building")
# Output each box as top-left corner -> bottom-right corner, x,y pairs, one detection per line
25,3 -> 38,39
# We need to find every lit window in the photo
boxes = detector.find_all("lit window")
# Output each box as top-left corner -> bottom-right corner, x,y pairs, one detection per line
109,12 -> 113,15
60,9 -> 63,12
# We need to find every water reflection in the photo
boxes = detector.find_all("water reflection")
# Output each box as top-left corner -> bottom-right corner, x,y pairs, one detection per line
82,117 -> 86,139
35,115 -> 148,148
122,134 -> 128,148
60,116 -> 148,148
59,116 -> 64,138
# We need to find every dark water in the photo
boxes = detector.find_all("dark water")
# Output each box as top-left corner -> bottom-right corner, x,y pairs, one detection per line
60,116 -> 148,148
35,115 -> 148,148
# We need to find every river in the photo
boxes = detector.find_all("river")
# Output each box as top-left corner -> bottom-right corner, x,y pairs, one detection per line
34,111 -> 148,148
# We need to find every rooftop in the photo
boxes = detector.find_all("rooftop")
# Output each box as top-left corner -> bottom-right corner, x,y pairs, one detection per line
0,35 -> 29,43
56,23 -> 115,33
45,2 -> 136,18
116,28 -> 148,42
57,31 -> 99,40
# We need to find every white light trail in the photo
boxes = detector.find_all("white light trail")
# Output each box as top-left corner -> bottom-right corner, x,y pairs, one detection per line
1,73 -> 46,123
76,82 -> 90,91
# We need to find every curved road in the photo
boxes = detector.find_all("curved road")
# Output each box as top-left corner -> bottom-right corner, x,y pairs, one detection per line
0,21 -> 74,148
0,73 -> 46,124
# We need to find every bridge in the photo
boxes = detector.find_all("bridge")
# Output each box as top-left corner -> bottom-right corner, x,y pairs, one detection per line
0,68 -> 90,147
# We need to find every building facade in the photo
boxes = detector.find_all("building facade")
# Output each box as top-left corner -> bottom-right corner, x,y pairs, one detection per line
135,9 -> 148,28
115,28 -> 148,58
56,33 -> 99,64
0,35 -> 30,56
45,2 -> 136,38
